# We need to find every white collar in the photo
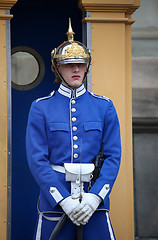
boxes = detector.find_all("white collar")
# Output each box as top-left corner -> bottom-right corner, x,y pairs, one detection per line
58,83 -> 86,98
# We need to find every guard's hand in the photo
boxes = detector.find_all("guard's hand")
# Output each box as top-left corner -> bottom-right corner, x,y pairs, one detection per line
59,196 -> 81,226
72,193 -> 102,225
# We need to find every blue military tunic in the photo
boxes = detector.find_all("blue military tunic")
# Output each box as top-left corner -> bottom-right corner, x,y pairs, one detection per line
26,83 -> 121,239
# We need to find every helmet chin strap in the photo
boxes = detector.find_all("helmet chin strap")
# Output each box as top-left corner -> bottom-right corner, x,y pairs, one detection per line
52,59 -> 72,88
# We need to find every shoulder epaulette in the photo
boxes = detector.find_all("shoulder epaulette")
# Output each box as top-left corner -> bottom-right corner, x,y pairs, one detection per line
36,91 -> 55,103
89,91 -> 110,102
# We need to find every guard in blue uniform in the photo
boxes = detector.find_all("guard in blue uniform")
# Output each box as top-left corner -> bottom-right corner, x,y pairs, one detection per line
26,19 -> 121,240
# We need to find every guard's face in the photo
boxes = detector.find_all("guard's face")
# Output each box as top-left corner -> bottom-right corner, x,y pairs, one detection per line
57,63 -> 87,89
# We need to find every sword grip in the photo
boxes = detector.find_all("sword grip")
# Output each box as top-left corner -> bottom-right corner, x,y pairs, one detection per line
76,225 -> 83,240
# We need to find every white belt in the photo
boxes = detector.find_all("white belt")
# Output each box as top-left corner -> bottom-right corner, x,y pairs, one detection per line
50,163 -> 65,174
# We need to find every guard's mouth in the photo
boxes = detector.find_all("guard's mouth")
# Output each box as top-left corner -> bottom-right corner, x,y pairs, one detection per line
72,75 -> 80,79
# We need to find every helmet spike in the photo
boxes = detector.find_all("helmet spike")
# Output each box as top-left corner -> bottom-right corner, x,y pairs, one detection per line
66,18 -> 75,42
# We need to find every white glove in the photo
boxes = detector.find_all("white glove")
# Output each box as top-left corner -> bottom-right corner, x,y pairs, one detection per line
59,196 -> 81,225
72,193 -> 102,225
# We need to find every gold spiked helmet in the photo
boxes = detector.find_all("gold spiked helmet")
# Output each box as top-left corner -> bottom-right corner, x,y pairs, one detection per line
51,18 -> 91,65
51,18 -> 91,84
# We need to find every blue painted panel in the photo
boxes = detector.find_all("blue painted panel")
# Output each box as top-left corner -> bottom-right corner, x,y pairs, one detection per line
11,1 -> 82,239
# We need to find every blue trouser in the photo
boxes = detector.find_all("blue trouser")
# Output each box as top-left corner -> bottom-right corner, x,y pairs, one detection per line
35,210 -> 116,240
